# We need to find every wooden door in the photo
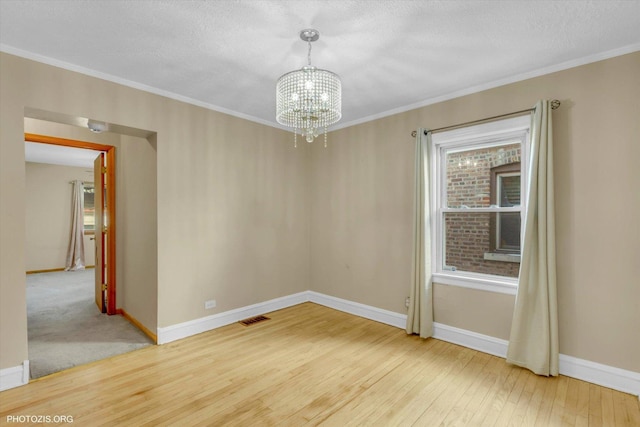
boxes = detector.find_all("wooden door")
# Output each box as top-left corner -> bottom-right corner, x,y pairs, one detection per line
94,153 -> 106,313
25,133 -> 116,314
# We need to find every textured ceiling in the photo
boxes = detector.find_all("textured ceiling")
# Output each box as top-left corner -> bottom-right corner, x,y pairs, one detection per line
2,0 -> 640,131
25,142 -> 101,168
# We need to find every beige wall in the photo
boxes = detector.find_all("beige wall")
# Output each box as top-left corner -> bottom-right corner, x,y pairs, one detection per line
118,135 -> 158,331
0,52 -> 310,370
310,52 -> 640,372
2,50 -> 638,375
25,162 -> 95,271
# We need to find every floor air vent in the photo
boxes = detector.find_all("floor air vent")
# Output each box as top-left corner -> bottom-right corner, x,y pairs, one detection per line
239,315 -> 270,326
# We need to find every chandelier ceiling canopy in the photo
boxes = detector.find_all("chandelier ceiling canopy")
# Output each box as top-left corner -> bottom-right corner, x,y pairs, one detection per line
276,29 -> 342,147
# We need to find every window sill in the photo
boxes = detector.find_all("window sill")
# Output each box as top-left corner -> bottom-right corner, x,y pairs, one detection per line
483,252 -> 520,263
432,272 -> 518,295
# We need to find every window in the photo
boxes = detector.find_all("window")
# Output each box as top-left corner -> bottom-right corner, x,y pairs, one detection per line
431,115 -> 530,294
489,162 -> 521,253
83,184 -> 95,233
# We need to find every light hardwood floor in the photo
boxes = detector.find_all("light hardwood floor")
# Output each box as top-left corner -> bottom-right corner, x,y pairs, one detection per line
1,303 -> 638,426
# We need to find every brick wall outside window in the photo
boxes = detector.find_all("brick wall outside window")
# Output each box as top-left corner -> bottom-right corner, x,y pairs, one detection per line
444,144 -> 520,277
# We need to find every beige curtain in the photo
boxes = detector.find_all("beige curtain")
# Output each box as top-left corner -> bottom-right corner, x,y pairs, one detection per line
65,180 -> 86,271
406,129 -> 434,338
507,100 -> 558,376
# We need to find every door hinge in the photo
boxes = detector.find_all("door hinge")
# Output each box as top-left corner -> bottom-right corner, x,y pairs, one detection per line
101,283 -> 107,291
102,226 -> 107,233
101,166 -> 107,174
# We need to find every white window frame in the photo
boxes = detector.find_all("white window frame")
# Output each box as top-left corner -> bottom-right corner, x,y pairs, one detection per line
430,115 -> 531,295
83,182 -> 95,234
495,171 -> 521,252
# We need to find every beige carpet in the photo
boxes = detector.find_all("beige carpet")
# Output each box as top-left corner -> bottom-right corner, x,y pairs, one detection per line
27,269 -> 153,379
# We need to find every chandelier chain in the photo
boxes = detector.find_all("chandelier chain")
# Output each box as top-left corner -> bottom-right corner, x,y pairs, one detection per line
307,39 -> 312,66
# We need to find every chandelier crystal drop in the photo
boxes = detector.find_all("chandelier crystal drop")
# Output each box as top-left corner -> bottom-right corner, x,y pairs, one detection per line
276,29 -> 342,147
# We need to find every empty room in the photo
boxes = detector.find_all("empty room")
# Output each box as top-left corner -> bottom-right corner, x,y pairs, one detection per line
0,1 -> 638,425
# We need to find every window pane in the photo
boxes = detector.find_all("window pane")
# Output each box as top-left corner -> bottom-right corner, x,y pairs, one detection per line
445,212 -> 519,278
446,143 -> 520,208
497,212 -> 520,251
83,185 -> 95,231
498,174 -> 520,206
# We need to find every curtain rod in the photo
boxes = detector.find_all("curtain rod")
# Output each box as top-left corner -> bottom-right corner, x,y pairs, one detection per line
411,99 -> 561,137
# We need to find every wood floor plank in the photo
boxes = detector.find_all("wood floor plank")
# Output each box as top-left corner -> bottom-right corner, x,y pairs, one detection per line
533,374 -> 559,426
624,393 -> 640,427
575,377 -> 591,426
547,375 -> 571,426
506,368 -> 539,426
588,384 -> 603,427
366,345 -> 476,425
1,302 -> 637,426
468,361 -> 520,426
562,377 -> 580,426
493,367 -> 531,426
438,354 -> 502,425
411,352 -> 492,425
599,387 -> 616,426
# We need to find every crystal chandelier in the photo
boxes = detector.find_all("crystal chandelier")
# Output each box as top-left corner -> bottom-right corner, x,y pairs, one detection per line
276,29 -> 342,148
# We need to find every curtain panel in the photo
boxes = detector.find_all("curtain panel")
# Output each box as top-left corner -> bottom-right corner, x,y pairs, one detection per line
507,100 -> 559,376
65,180 -> 86,271
406,129 -> 434,338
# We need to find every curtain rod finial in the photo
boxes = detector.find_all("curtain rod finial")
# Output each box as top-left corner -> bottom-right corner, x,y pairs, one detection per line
550,99 -> 561,110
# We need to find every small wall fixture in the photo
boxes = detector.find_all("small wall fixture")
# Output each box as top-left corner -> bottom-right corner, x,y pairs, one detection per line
87,119 -> 108,133
276,29 -> 342,148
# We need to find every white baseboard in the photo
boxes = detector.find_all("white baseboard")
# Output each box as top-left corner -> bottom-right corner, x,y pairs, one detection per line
432,322 -> 509,358
306,292 -> 639,397
431,322 -> 639,397
157,291 -> 309,344
559,354 -> 640,397
0,360 -> 29,392
19,287 -> 627,398
307,291 -> 407,329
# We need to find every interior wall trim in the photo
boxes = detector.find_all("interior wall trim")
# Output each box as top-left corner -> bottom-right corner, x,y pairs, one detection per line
157,290 -> 638,397
307,291 -> 407,329
5,292 -> 636,396
156,291 -> 309,344
558,354 -> 640,399
118,309 -> 157,344
306,292 -> 640,398
0,360 -> 28,392
432,322 -> 509,358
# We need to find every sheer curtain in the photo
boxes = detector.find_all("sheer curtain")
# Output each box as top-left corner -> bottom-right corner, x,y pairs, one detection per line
406,129 -> 434,338
65,180 -> 86,271
507,100 -> 558,376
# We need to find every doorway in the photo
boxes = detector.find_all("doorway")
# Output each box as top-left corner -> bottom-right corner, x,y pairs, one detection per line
24,133 -> 153,379
25,133 -> 117,313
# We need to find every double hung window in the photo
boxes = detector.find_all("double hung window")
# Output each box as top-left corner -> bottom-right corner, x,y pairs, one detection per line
430,115 -> 531,294
83,184 -> 95,233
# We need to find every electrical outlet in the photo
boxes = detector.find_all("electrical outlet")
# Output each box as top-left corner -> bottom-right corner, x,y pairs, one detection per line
405,297 -> 410,308
205,300 -> 216,310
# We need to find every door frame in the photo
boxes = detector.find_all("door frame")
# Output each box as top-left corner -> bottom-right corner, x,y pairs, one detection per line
25,133 -> 118,315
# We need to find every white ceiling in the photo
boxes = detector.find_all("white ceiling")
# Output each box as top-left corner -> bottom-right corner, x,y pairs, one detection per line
25,142 -> 101,168
2,1 -> 640,131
